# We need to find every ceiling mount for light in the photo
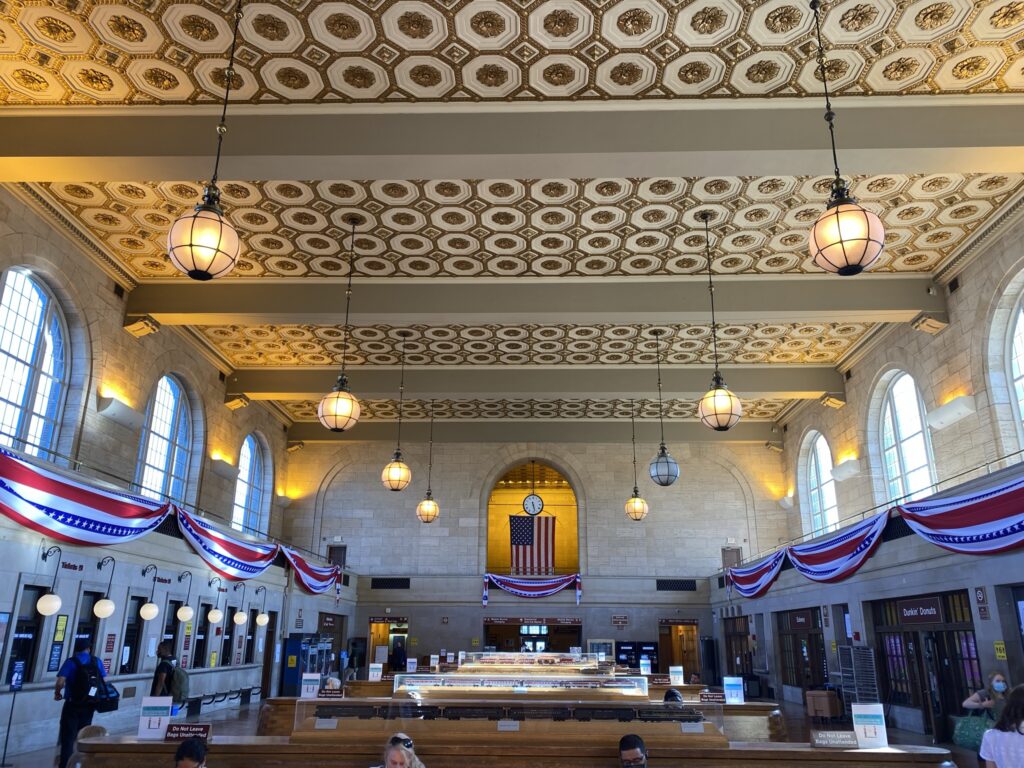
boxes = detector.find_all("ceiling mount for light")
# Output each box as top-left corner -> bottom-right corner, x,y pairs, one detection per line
318,216 -> 363,433
647,328 -> 680,487
626,400 -> 649,521
807,0 -> 885,276
697,211 -> 743,432
382,330 -> 412,492
167,1 -> 246,281
416,400 -> 440,523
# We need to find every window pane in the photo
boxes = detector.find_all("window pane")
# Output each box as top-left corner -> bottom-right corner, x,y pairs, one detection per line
137,376 -> 192,501
880,373 -> 934,503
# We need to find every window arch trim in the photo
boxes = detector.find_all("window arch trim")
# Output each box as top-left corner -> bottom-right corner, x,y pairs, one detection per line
135,374 -> 193,503
878,371 -> 936,503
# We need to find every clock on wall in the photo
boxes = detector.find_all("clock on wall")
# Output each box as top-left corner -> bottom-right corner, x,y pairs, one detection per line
523,493 -> 544,516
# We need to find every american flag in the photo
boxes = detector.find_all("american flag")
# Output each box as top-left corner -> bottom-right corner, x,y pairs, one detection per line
510,515 -> 555,575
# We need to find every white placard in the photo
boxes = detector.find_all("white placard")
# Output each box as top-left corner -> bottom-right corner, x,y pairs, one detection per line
138,696 -> 173,739
147,637 -> 157,658
446,653 -> 454,663
639,658 -> 652,675
314,718 -> 338,730
851,704 -> 888,748
406,659 -> 418,673
373,645 -> 388,664
429,654 -> 440,670
368,663 -> 383,682
497,720 -> 520,732
300,673 -> 321,698
274,643 -> 281,663
669,666 -> 685,686
723,676 -> 745,704
597,652 -> 606,662
458,651 -> 466,667
680,722 -> 704,734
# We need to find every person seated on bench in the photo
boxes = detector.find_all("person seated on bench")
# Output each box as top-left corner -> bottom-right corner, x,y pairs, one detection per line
619,734 -> 647,768
373,733 -> 425,768
663,688 -> 684,706
174,737 -> 206,768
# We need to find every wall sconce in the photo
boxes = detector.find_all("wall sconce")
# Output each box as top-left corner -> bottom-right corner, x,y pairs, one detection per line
37,545 -> 63,616
926,394 -> 976,431
832,457 -> 862,482
210,457 -> 239,481
276,494 -> 292,509
778,495 -> 794,511
96,390 -> 144,431
764,441 -> 784,454
224,394 -> 250,411
286,441 -> 305,454
819,393 -> 846,409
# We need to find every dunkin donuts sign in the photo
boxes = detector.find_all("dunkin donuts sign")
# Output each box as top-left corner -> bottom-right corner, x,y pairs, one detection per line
896,596 -> 944,625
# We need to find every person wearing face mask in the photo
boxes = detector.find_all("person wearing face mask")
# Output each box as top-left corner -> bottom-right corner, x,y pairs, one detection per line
618,734 -> 647,768
964,671 -> 1012,721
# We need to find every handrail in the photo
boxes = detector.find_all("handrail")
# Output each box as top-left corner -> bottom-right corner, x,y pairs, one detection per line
0,429 -> 348,568
726,446 -> 1024,571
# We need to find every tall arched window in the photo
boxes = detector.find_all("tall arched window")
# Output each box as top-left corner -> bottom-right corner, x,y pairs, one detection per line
803,432 -> 839,535
0,268 -> 68,458
880,372 -> 935,502
136,376 -> 192,502
1008,304 -> 1024,430
232,434 -> 267,534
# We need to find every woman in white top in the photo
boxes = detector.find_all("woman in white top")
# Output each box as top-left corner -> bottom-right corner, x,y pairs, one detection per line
980,684 -> 1024,768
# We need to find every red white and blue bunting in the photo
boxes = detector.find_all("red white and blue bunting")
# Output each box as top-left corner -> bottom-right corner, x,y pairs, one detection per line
282,546 -> 340,594
176,507 -> 279,581
786,511 -> 889,583
726,549 -> 786,599
897,476 -> 1024,555
483,573 -> 581,606
0,449 -> 171,545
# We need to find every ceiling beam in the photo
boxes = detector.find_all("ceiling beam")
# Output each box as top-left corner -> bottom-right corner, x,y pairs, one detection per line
2,99 -> 1023,181
129,275 -> 945,326
287,419 -> 778,444
228,366 -> 844,400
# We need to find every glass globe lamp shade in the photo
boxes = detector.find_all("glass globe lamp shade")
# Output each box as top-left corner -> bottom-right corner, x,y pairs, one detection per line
167,186 -> 240,281
139,601 -> 160,621
37,591 -> 61,616
416,495 -> 439,523
256,612 -> 270,627
318,377 -> 361,432
207,607 -> 224,624
176,605 -> 195,622
698,375 -> 744,432
381,452 -> 412,492
649,444 -> 680,487
233,610 -> 247,626
625,491 -> 649,522
93,598 -> 116,619
809,187 -> 885,276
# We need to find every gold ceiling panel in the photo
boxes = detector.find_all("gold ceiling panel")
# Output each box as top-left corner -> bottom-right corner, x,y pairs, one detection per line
198,321 -> 872,367
1,1 -> 1022,104
34,173 -> 1024,279
280,397 -> 788,421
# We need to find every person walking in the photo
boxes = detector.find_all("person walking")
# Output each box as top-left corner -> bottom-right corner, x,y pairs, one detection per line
54,638 -> 106,768
980,684 -> 1024,767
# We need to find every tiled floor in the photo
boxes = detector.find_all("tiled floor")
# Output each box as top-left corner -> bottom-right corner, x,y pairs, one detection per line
12,698 -> 978,768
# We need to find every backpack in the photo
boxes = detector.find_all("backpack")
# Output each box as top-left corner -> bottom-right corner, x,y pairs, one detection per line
169,665 -> 189,704
69,656 -> 102,704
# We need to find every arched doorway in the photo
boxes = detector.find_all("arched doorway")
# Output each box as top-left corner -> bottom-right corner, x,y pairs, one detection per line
486,460 -> 579,575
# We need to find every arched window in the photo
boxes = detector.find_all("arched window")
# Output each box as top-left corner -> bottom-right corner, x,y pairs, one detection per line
136,376 -> 192,502
0,268 -> 68,458
1008,303 -> 1024,431
880,372 -> 935,502
803,432 -> 839,535
232,434 -> 267,535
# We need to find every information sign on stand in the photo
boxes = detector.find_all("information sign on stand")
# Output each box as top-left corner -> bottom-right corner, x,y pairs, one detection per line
458,651 -> 466,667
639,658 -> 652,675
138,697 -> 173,740
300,673 -> 321,698
699,691 -> 726,704
668,666 -> 685,686
368,663 -> 383,682
811,730 -> 859,749
851,703 -> 888,748
406,659 -> 418,673
430,654 -> 440,672
723,677 -> 745,704
446,653 -> 454,663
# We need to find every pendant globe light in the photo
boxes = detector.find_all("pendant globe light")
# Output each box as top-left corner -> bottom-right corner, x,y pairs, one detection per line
255,585 -> 270,626
93,556 -> 116,619
318,218 -> 362,432
139,564 -> 160,621
416,401 -> 440,523
625,401 -> 649,521
176,570 -> 195,622
207,576 -> 224,625
36,545 -> 63,617
381,331 -> 412,491
647,329 -> 680,486
697,212 -> 743,432
166,1 -> 245,281
807,0 -> 884,276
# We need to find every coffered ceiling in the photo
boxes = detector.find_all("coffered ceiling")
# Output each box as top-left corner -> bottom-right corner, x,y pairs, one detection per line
4,0 -> 1024,443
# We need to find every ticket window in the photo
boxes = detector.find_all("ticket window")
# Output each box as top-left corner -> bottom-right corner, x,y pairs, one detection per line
244,610 -> 258,664
120,596 -> 147,674
519,624 -> 548,652
74,591 -> 103,651
193,602 -> 212,668
221,606 -> 238,666
9,585 -> 45,682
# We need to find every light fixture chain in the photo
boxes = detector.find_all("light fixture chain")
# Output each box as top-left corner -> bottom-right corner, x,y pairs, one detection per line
426,399 -> 434,492
810,0 -> 842,181
339,220 -> 356,377
654,332 -> 667,444
630,399 -> 639,490
396,333 -> 407,452
704,215 -> 721,374
211,0 -> 245,185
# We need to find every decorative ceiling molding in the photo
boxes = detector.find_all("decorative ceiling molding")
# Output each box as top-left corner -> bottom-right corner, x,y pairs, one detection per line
32,173 -> 1023,279
1,1 -> 1022,105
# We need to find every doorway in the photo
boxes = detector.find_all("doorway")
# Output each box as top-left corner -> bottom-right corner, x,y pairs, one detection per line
368,616 -> 408,673
259,610 -> 278,698
658,620 -> 700,677
483,619 -> 582,652
318,612 -> 346,676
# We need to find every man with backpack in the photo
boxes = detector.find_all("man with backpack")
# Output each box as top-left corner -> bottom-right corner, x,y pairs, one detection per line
54,638 -> 106,768
151,641 -> 189,714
